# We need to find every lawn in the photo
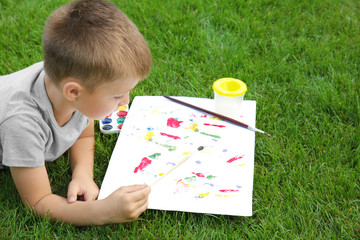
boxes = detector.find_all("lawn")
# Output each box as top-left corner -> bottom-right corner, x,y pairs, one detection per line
0,0 -> 359,239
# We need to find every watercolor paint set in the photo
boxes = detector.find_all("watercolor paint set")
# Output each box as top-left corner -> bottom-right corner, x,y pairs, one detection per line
99,105 -> 129,134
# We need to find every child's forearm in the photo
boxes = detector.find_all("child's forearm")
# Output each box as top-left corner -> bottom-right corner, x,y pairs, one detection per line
69,120 -> 95,179
34,193 -> 108,225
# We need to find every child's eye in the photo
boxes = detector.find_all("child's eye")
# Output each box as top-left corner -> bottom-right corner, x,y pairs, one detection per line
114,96 -> 123,100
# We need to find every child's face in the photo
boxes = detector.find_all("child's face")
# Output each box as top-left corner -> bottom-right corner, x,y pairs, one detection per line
75,78 -> 138,120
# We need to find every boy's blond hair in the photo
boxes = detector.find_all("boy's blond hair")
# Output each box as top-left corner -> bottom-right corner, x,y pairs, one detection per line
42,0 -> 152,91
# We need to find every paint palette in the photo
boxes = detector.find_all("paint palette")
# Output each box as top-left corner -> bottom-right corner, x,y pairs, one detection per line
99,105 -> 129,134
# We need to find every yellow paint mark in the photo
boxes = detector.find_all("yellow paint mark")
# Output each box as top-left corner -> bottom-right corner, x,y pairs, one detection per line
151,110 -> 160,114
197,192 -> 210,198
190,123 -> 198,131
215,194 -> 230,197
238,163 -> 245,166
210,116 -> 222,120
158,173 -> 164,176
182,151 -> 190,155
144,131 -> 155,141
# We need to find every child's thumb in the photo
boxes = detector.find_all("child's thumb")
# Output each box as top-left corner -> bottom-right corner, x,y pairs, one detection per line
67,187 -> 77,203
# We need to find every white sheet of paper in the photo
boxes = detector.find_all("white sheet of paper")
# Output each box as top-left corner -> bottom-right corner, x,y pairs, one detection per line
98,96 -> 256,216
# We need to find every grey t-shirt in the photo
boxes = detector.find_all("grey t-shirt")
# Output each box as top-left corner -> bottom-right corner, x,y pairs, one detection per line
0,62 -> 89,169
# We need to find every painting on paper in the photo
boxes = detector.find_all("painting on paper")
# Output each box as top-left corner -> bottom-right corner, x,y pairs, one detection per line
99,96 -> 256,216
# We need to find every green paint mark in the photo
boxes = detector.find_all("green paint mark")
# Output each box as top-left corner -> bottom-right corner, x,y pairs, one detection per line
184,176 -> 197,182
148,153 -> 161,159
206,175 -> 216,180
160,144 -> 177,151
199,132 -> 221,139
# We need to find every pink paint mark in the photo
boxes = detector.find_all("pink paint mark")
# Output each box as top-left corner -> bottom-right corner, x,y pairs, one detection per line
160,132 -> 181,140
192,172 -> 205,177
200,114 -> 207,118
203,123 -> 226,128
167,118 -> 183,128
134,157 -> 152,173
219,189 -> 239,193
227,155 -> 245,163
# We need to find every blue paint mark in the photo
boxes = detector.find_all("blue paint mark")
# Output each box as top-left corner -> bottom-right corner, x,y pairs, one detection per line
195,161 -> 202,164
167,162 -> 176,166
236,185 -> 242,188
204,183 -> 214,187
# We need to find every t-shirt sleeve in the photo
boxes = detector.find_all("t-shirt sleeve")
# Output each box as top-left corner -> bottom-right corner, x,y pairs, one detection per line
0,115 -> 47,167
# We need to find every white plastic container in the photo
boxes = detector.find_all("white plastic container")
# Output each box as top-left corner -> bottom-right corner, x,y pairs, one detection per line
212,78 -> 247,118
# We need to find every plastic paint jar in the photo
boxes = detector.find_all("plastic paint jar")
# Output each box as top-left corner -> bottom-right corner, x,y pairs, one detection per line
212,78 -> 247,118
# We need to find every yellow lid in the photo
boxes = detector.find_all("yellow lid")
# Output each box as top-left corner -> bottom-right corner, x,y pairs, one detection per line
212,78 -> 247,97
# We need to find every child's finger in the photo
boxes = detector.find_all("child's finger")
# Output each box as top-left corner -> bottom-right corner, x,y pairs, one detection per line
67,186 -> 78,203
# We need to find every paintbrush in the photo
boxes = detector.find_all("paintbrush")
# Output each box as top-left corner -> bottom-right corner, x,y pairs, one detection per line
150,146 -> 204,187
164,96 -> 271,137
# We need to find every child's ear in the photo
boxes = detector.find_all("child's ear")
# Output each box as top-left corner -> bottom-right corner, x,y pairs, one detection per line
63,79 -> 84,101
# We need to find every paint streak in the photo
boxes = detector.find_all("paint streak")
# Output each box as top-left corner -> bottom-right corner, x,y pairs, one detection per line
204,183 -> 214,187
199,132 -> 221,139
219,189 -> 239,193
182,151 -> 191,155
167,162 -> 176,166
158,173 -> 164,176
196,192 -> 210,198
144,131 -> 155,141
238,163 -> 245,166
148,153 -> 161,159
192,172 -> 205,177
134,157 -> 152,173
159,143 -> 176,151
195,160 -> 202,164
210,116 -> 222,120
215,194 -> 230,197
167,118 -> 183,128
200,114 -> 207,118
160,132 -> 181,140
206,175 -> 216,180
227,155 -> 244,163
203,123 -> 226,128
185,176 -> 197,182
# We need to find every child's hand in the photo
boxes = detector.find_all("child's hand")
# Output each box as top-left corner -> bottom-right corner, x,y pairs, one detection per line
67,175 -> 99,203
103,184 -> 151,223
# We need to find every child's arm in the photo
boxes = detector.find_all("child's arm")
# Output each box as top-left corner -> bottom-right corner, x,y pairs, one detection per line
67,119 -> 99,202
10,166 -> 151,225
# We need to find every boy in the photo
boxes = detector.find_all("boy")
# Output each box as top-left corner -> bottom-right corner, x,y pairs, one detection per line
0,0 -> 152,225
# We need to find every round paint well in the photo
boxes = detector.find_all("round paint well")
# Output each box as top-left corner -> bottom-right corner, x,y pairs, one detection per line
117,111 -> 128,117
102,118 -> 112,124
117,117 -> 126,124
102,124 -> 113,130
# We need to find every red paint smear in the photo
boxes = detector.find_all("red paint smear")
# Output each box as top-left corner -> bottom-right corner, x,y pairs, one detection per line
167,118 -> 183,128
134,157 -> 152,173
227,155 -> 244,163
219,189 -> 239,193
117,111 -> 128,117
203,123 -> 226,128
200,114 -> 207,118
192,172 -> 205,177
160,132 -> 181,140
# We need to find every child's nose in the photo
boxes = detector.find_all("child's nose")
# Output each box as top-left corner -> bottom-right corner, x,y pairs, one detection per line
118,93 -> 130,107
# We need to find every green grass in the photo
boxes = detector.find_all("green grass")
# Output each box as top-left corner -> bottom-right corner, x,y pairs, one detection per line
1,0 -> 359,238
